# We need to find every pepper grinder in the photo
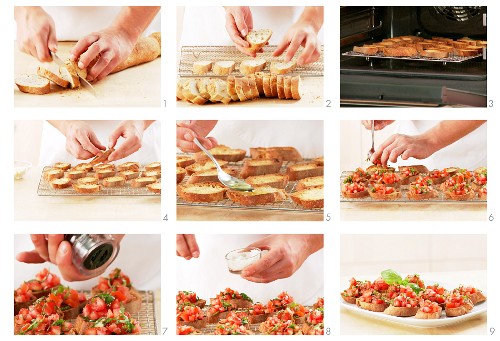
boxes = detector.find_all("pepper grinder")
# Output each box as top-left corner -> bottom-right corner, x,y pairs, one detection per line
64,234 -> 119,276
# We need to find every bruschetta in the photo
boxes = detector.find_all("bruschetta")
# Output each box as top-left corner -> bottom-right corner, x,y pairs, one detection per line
370,169 -> 401,188
269,291 -> 295,311
404,274 -> 425,288
368,184 -> 401,200
415,300 -> 442,319
206,288 -> 253,323
347,167 -> 368,183
177,303 -> 207,329
444,292 -> 474,317
313,297 -> 324,309
427,168 -> 450,185
50,285 -> 87,319
302,307 -> 324,335
177,290 -> 206,308
14,268 -> 61,314
457,285 -> 487,305
384,291 -> 419,317
247,301 -> 275,324
419,284 -> 447,307
287,302 -> 309,324
341,278 -> 372,304
356,290 -> 388,312
91,268 -> 141,314
366,163 -> 395,174
407,176 -> 438,200
259,308 -> 302,335
441,174 -> 475,200
342,182 -> 368,199
176,325 -> 200,335
472,168 -> 487,191
399,166 -> 420,185
479,184 -> 487,199
213,311 -> 254,335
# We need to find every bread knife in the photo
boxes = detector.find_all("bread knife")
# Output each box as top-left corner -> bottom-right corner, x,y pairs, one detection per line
50,51 -> 97,97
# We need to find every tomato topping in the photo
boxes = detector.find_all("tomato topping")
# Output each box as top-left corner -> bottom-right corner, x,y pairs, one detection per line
358,290 -> 385,304
400,167 -> 418,178
314,297 -> 324,308
420,300 -> 440,314
176,291 -> 199,305
14,269 -> 61,303
177,325 -> 196,335
392,292 -> 419,308
405,274 -> 425,288
445,292 -> 470,309
429,169 -> 449,179
371,184 -> 395,195
259,315 -> 301,335
177,304 -> 204,322
344,182 -> 366,194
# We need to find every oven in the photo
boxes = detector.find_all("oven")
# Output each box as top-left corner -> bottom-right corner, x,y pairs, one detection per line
340,6 -> 487,107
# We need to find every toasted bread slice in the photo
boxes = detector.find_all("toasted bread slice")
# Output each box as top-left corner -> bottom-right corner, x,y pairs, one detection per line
177,155 -> 195,168
95,169 -> 115,179
142,170 -> 161,179
193,145 -> 246,163
289,187 -> 324,209
353,45 -> 379,55
250,147 -> 302,161
240,159 -> 283,178
443,190 -> 475,201
53,162 -> 72,171
407,189 -> 438,200
44,168 -> 64,181
50,178 -> 72,189
240,59 -> 267,75
37,66 -> 69,88
207,310 -> 231,324
73,163 -> 94,172
368,188 -> 401,200
73,183 -> 101,194
77,177 -> 99,185
102,176 -> 126,187
313,157 -> 324,166
65,170 -> 87,180
177,182 -> 226,202
270,61 -> 297,74
117,162 -> 140,172
415,306 -> 442,319
178,319 -> 208,330
147,182 -> 161,194
177,167 -> 187,184
213,61 -> 235,75
120,170 -> 140,180
187,167 -> 239,184
89,149 -> 114,165
245,29 -> 272,52
420,49 -> 449,58
131,177 -> 156,188
286,163 -> 324,181
227,186 -> 286,206
384,305 -> 418,317
93,163 -> 115,172
356,298 -> 389,312
192,60 -> 213,75
296,176 -> 324,191
246,173 -> 289,189
185,160 -> 229,175
15,74 -> 50,95
445,303 -> 473,317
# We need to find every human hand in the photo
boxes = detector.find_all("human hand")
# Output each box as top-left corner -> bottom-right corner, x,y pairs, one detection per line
361,120 -> 395,131
15,7 -> 57,62
107,121 -> 146,162
241,234 -> 323,283
273,22 -> 321,65
371,133 -> 437,166
70,26 -> 135,82
62,121 -> 106,160
176,120 -> 218,153
176,234 -> 200,260
16,234 -> 125,282
224,6 -> 257,57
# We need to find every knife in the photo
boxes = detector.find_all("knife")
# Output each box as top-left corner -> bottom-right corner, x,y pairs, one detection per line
50,51 -> 97,97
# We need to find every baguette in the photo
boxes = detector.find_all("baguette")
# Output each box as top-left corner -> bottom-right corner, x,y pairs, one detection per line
241,76 -> 256,100
177,155 -> 195,168
65,170 -> 87,180
239,59 -> 266,75
147,182 -> 161,194
183,79 -> 207,105
247,75 -> 260,99
245,173 -> 289,189
44,168 -> 64,181
93,163 -> 115,172
262,73 -> 273,97
196,78 -> 215,102
291,76 -> 302,100
207,78 -> 232,104
187,167 -> 239,184
50,178 -> 72,189
117,162 -> 140,172
276,75 -> 286,99
177,167 -> 187,184
226,76 -> 240,101
384,305 -> 418,317
270,74 -> 278,97
95,169 -> 115,179
270,61 -> 297,74
72,183 -> 101,194
227,186 -> 286,206
284,76 -> 293,99
77,177 -> 99,185
194,145 -> 246,163
289,187 -> 324,209
245,29 -> 272,52
286,163 -> 324,181
111,33 -> 161,74
131,177 -> 157,188
239,159 -> 283,178
15,74 -> 50,95
59,60 -> 82,89
72,163 -> 93,172
102,176 -> 126,187
186,160 -> 228,175
37,66 -> 69,88
192,60 -> 213,75
296,176 -> 324,191
177,182 -> 226,202
234,77 -> 249,101
254,72 -> 265,96
213,61 -> 235,76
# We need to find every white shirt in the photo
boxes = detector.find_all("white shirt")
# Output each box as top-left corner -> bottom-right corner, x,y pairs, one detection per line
14,235 -> 160,290
395,121 -> 487,170
39,120 -> 161,165
180,6 -> 324,47
176,235 -> 324,306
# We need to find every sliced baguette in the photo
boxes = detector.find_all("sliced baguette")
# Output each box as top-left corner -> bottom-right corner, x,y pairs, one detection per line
284,76 -> 293,99
286,163 -> 324,181
213,61 -> 235,75
245,29 -> 272,52
117,162 -> 140,172
313,156 -> 324,166
37,66 -> 69,88
15,74 -> 50,95
59,60 -> 80,89
254,72 -> 265,96
93,163 -> 115,172
270,74 -> 278,97
239,59 -> 267,75
185,160 -> 228,175
207,79 -> 232,104
289,187 -> 324,209
102,176 -> 126,187
241,76 -> 256,100
95,169 -> 115,179
50,178 -> 72,189
247,75 -> 260,99
131,177 -> 157,188
118,170 -> 139,180
245,173 -> 289,189
420,49 -> 449,58
147,182 -> 161,194
276,75 -> 286,99
77,177 -> 99,185
270,61 -> 297,75
227,186 -> 286,206
183,79 -> 207,105
53,162 -> 72,171
177,167 -> 187,184
196,78 -> 215,102
192,60 -> 213,75
250,147 -> 302,162
262,73 -> 273,97
296,176 -> 324,191
177,182 -> 227,202
65,170 -> 87,180
291,76 -> 302,100
145,162 -> 161,171
234,77 -> 248,102
240,159 -> 283,178
73,163 -> 94,172
194,145 -> 246,163
72,183 -> 101,194
177,155 -> 195,168
187,167 -> 239,184
226,76 -> 240,101
353,45 -> 379,55
142,170 -> 161,179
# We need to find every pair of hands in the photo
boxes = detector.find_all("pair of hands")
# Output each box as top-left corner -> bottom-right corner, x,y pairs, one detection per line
62,120 -> 145,161
16,7 -> 135,82
224,6 -> 322,65
177,234 -> 323,283
16,234 -> 125,281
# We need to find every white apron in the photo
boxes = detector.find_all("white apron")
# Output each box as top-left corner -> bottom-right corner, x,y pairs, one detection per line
176,234 -> 324,306
39,120 -> 161,165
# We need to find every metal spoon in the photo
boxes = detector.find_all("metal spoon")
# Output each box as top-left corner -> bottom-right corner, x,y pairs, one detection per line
193,138 -> 254,192
367,120 -> 375,161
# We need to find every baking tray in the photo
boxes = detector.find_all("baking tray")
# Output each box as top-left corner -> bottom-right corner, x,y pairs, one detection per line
37,166 -> 160,197
342,51 -> 483,64
340,171 -> 486,203
179,45 -> 324,77
177,157 -> 323,213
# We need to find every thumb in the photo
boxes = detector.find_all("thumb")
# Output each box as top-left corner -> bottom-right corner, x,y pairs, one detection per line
48,27 -> 58,52
108,127 -> 123,149
88,133 -> 106,151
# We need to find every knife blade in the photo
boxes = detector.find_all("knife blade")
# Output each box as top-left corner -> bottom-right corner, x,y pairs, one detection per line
51,51 -> 97,97
50,51 -> 64,66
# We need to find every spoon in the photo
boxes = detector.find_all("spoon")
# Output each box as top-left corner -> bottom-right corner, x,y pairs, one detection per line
367,120 -> 375,161
193,138 -> 254,192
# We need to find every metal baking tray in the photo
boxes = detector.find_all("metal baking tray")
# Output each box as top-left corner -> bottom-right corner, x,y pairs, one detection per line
340,171 -> 486,203
37,166 -> 160,196
177,157 -> 323,213
179,45 -> 324,77
342,50 -> 483,65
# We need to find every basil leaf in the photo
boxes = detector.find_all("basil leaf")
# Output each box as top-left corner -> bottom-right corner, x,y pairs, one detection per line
381,269 -> 402,285
408,283 -> 424,294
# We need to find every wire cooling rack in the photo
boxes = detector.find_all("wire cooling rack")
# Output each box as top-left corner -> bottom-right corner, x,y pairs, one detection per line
342,50 -> 483,64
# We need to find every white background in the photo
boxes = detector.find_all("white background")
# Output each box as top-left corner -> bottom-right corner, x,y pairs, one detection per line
4,0 -> 497,339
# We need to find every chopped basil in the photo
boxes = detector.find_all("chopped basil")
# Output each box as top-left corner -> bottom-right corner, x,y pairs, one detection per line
241,293 -> 253,302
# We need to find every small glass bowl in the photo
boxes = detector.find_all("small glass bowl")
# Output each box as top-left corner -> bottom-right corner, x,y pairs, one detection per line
225,247 -> 261,274
14,160 -> 32,180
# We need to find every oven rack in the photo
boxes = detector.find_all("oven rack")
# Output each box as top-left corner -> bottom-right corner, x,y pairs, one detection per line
342,51 -> 483,65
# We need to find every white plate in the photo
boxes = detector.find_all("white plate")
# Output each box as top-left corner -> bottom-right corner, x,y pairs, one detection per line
340,284 -> 487,328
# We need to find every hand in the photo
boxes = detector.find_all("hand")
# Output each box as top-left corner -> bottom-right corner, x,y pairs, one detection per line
176,120 -> 218,153
107,121 -> 146,162
62,121 -> 106,160
224,7 -> 256,57
361,120 -> 395,131
371,134 -> 437,166
16,234 -> 125,282
273,23 -> 320,65
70,26 -> 135,82
241,234 -> 323,283
176,234 -> 200,260
15,7 -> 57,62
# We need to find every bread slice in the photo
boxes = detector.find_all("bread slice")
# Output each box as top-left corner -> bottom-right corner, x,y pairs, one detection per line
291,76 -> 302,100
177,167 -> 187,184
102,176 -> 126,187
15,74 -> 50,95
245,29 -> 272,52
116,170 -> 138,180
207,79 -> 232,104
65,170 -> 87,180
227,186 -> 286,206
270,61 -> 297,74
93,163 -> 115,172
420,49 -> 449,58
194,145 -> 246,163
356,298 -> 389,312
73,163 -> 94,172
131,177 -> 157,188
240,76 -> 256,100
95,169 -> 115,179
276,75 -> 286,99
234,77 -> 248,101
384,305 -> 418,317
254,72 -> 265,96
77,176 -> 99,185
286,163 -> 324,181
240,59 -> 267,75
246,173 -> 289,189
284,76 -> 293,99
145,162 -> 161,171
142,170 -> 161,179
213,61 -> 235,75
187,167 -> 239,184
296,176 -> 324,191
240,159 -> 283,178
37,66 -> 69,88
262,73 -> 273,97
289,186 -> 324,209
185,160 -> 229,175
177,155 -> 195,168
59,60 -> 80,89
147,182 -> 161,194
192,60 -> 213,75
117,162 -> 140,172
177,182 -> 226,202
270,74 -> 278,97
53,162 -> 71,171
247,75 -> 260,99
73,183 -> 101,194
353,45 -> 379,55
226,76 -> 240,101
382,47 -> 418,57
176,81 -> 187,101
67,59 -> 87,79
313,157 -> 324,166
250,147 -> 302,161
195,78 -> 215,102
50,178 -> 72,189
456,49 -> 478,57
183,79 -> 207,105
